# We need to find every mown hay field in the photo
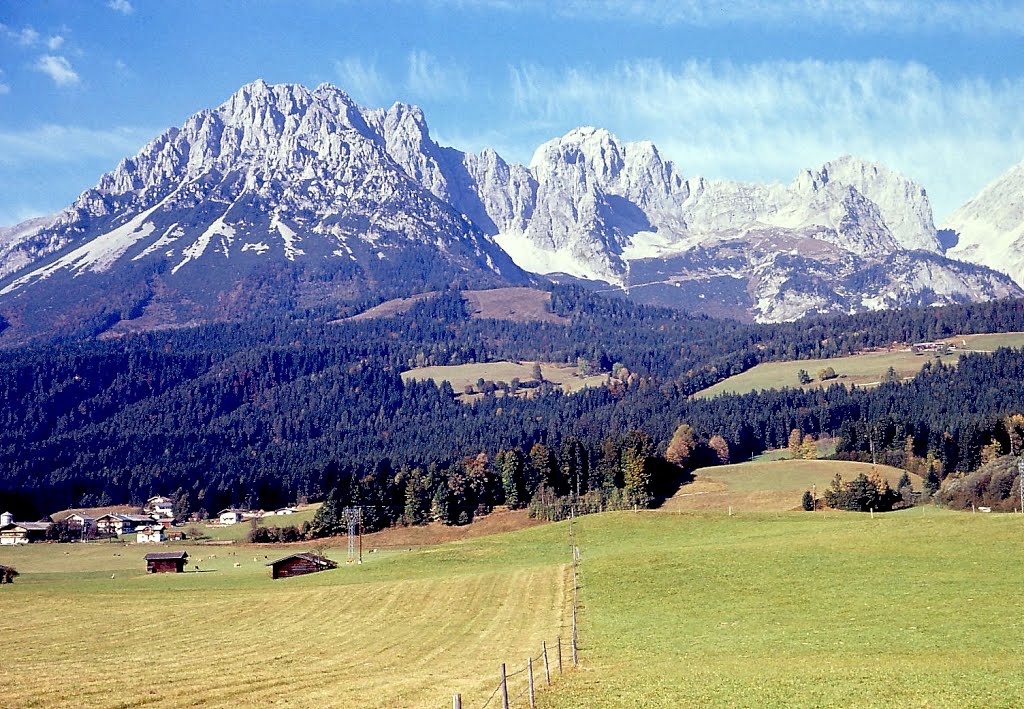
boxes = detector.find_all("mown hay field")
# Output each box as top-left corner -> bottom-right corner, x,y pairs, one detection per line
693,332 -> 1024,399
401,360 -> 607,396
5,500 -> 1023,708
0,526 -> 573,709
663,459 -> 922,513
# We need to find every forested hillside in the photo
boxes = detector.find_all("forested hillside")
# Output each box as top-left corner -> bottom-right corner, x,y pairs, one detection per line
4,286 -> 1024,520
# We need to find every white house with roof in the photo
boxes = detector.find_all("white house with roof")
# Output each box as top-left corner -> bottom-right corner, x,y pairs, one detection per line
144,496 -> 175,520
136,525 -> 166,543
218,508 -> 246,525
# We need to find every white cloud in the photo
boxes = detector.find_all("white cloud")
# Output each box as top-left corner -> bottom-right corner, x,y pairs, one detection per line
506,59 -> 1024,220
1,24 -> 41,46
107,0 -> 134,14
46,35 -> 64,50
35,55 -> 80,87
0,83 -> 9,96
0,125 -> 153,166
333,56 -> 394,106
433,0 -> 1024,34
406,50 -> 468,99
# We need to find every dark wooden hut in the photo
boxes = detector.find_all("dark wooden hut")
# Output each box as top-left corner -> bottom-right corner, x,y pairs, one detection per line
144,551 -> 188,573
266,553 -> 337,580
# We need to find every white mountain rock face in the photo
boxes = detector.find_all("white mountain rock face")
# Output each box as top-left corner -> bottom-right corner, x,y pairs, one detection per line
945,159 -> 1024,287
0,79 -> 1018,331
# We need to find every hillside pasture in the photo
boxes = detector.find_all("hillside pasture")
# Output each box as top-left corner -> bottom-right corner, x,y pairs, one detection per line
0,524 -> 573,709
344,287 -> 567,325
543,510 -> 1024,708
662,459 -> 920,513
694,332 -> 1024,399
402,360 -> 608,398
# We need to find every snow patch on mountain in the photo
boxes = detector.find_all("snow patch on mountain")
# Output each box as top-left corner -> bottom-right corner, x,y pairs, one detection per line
945,159 -> 1024,287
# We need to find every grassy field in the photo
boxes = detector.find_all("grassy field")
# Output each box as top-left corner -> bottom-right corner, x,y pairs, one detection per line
693,332 -> 1024,399
543,510 -> 1024,708
401,360 -> 608,397
0,523 -> 572,709
4,504 -> 1024,707
662,459 -> 921,513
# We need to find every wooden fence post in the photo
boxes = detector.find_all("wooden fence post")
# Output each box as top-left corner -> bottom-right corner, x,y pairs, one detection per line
542,640 -> 551,685
500,663 -> 509,709
453,693 -> 461,709
557,636 -> 563,674
528,656 -> 536,708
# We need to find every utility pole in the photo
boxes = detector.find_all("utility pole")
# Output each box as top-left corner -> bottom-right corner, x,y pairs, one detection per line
1018,457 -> 1024,513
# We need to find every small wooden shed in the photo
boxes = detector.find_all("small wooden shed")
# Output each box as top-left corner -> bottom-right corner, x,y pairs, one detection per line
144,551 -> 188,573
266,553 -> 337,580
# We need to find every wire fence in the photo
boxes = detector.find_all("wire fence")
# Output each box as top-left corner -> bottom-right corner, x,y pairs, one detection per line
452,509 -> 582,709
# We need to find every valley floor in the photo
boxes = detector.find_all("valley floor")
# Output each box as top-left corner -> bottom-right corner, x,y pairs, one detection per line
3,505 -> 1022,708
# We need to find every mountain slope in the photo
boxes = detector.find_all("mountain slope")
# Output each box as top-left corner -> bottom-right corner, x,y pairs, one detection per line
0,80 -> 1020,341
0,80 -> 529,342
944,159 -> 1024,287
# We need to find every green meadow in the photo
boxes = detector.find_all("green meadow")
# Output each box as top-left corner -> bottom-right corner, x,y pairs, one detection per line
3,502 -> 1023,707
693,331 -> 1024,399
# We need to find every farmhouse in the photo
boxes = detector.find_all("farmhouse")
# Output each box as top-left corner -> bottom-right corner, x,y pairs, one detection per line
64,513 -> 96,534
166,530 -> 186,541
144,551 -> 188,573
144,496 -> 175,520
218,508 -> 247,525
0,521 -> 52,545
273,507 -> 297,515
136,525 -> 165,544
266,553 -> 337,580
95,513 -> 158,536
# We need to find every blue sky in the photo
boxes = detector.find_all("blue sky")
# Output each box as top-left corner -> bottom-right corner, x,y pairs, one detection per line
2,0 -> 1023,226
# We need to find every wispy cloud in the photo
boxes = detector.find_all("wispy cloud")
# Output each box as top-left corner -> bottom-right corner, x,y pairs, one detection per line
0,125 -> 152,166
431,0 -> 1024,34
107,0 -> 134,15
1,24 -> 41,46
46,35 -> 64,50
406,50 -> 468,99
506,59 -> 1024,220
333,56 -> 394,106
35,55 -> 79,87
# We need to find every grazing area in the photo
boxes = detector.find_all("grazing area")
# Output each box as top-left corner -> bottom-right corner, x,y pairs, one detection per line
662,459 -> 921,513
402,360 -> 608,397
345,288 -> 568,325
0,525 -> 572,709
694,332 -> 1024,399
542,510 -> 1024,708
6,507 -> 1021,707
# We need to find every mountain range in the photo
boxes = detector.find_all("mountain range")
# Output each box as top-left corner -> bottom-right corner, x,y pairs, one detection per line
1,79 -> 1022,343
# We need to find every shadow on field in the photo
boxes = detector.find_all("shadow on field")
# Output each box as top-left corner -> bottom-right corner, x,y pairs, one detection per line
651,459 -> 695,507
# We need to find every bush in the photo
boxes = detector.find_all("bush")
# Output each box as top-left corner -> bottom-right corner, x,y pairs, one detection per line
801,490 -> 814,511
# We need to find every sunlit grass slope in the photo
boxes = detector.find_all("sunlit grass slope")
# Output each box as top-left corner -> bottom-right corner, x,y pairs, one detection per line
542,510 -> 1024,708
0,527 -> 572,709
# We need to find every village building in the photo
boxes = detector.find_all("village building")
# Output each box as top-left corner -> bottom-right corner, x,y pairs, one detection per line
144,551 -> 188,573
136,525 -> 165,544
218,508 -> 247,525
144,496 -> 175,520
274,507 -> 298,515
95,513 -> 159,537
266,553 -> 337,580
166,530 -> 186,541
0,513 -> 52,545
64,513 -> 96,535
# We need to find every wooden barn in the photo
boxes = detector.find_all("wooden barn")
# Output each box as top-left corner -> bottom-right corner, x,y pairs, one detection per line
144,551 -> 188,573
266,553 -> 337,580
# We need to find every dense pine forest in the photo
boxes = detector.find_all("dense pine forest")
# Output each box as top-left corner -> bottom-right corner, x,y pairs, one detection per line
4,286 -> 1024,522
